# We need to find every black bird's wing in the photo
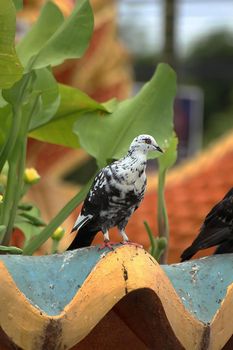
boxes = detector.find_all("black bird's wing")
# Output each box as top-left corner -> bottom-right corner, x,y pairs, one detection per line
214,239 -> 233,254
180,189 -> 233,261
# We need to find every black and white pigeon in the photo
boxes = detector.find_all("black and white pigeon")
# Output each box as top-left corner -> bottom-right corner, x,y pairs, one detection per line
67,134 -> 163,250
181,188 -> 233,261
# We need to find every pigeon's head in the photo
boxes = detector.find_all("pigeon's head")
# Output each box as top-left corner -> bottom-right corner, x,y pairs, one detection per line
129,134 -> 163,154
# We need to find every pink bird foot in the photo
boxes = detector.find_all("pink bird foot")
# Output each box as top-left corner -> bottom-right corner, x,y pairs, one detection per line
98,240 -> 117,251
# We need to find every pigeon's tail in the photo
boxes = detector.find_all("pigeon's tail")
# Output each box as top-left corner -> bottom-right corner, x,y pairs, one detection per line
67,225 -> 98,250
70,214 -> 93,233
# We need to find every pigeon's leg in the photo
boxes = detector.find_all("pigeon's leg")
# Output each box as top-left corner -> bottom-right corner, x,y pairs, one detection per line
98,230 -> 117,250
118,228 -> 143,248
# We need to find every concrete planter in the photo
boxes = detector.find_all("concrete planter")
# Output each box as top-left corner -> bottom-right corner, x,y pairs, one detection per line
0,246 -> 233,349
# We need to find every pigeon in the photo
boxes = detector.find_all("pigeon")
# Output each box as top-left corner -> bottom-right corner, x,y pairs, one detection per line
67,134 -> 163,250
180,188 -> 233,261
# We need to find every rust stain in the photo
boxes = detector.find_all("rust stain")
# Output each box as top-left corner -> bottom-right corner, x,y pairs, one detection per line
41,319 -> 62,350
200,325 -> 210,350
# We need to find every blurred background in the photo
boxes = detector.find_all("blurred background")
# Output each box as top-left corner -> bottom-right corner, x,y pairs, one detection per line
15,0 -> 233,262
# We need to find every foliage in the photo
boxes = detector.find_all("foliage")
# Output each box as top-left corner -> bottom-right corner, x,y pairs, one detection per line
0,0 -> 23,89
157,135 -> 178,263
74,63 -> 176,168
144,221 -> 167,261
0,0 -> 96,252
143,135 -> 177,263
0,0 -> 177,256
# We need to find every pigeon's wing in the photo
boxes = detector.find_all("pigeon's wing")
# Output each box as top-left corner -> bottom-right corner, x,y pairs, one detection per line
71,170 -> 109,232
82,170 -> 109,214
181,194 -> 233,261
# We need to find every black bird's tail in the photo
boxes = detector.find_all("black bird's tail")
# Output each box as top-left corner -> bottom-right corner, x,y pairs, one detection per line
180,227 -> 231,261
214,240 -> 233,255
180,245 -> 198,262
67,226 -> 98,250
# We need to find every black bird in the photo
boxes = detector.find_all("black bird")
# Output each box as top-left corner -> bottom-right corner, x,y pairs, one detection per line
181,188 -> 233,261
67,134 -> 163,250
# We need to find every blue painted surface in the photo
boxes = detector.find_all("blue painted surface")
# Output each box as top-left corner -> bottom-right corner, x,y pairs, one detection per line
0,246 -> 114,316
1,246 -> 233,323
162,254 -> 233,324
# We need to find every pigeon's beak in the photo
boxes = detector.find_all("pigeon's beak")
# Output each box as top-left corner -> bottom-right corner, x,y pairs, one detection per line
154,145 -> 163,153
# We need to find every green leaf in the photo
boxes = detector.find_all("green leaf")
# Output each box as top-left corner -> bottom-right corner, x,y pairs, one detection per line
0,225 -> 6,239
17,0 -> 94,70
15,205 -> 43,246
18,212 -> 46,227
16,2 -> 64,68
73,63 -> 177,167
14,221 -> 42,247
0,245 -> 22,254
0,91 -> 8,107
29,84 -> 116,147
156,134 -> 177,264
23,176 -> 94,255
12,0 -> 23,11
2,72 -> 33,108
158,134 -> 178,172
28,68 -> 60,130
0,105 -> 12,148
0,67 -> 59,151
17,203 -> 33,211
0,0 -> 23,88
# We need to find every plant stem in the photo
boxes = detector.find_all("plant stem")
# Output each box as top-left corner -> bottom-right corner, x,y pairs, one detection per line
2,140 -> 27,246
144,220 -> 156,256
23,177 -> 94,255
0,74 -> 32,173
2,94 -> 40,246
157,168 -> 169,264
51,240 -> 59,254
0,154 -> 17,243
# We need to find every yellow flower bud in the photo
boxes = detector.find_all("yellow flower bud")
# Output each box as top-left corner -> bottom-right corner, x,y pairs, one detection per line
51,226 -> 65,241
24,168 -> 40,185
0,194 -> 3,203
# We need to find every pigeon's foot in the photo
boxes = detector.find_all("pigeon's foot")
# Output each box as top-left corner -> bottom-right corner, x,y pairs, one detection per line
121,241 -> 143,249
98,240 -> 117,251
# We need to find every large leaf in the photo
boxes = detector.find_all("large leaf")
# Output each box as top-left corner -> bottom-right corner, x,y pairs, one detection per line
0,105 -> 12,147
0,0 -> 23,88
16,2 -> 64,68
17,0 -> 94,71
29,84 -> 117,148
28,68 -> 60,130
0,68 -> 59,149
12,0 -> 23,11
2,72 -> 33,108
158,134 -> 178,172
73,63 -> 177,167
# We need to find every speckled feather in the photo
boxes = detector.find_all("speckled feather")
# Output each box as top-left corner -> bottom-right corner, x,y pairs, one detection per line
67,135 -> 163,249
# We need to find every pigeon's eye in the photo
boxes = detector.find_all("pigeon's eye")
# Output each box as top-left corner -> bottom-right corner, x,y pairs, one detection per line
145,138 -> 152,145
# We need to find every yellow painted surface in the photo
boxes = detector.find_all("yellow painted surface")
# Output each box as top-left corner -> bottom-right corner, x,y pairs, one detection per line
1,246 -> 233,349
60,247 -> 204,349
210,283 -> 233,350
0,261 -> 49,350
